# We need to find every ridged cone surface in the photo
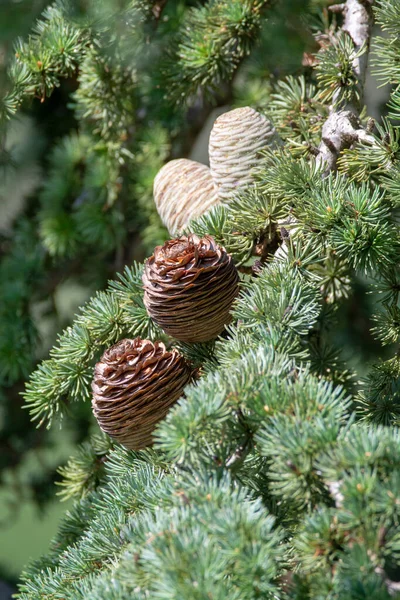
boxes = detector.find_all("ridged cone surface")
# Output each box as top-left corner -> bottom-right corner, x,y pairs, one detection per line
143,235 -> 239,343
154,158 -> 219,235
209,106 -> 277,200
92,338 -> 192,450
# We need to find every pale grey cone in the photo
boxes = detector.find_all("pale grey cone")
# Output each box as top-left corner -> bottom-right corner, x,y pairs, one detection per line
209,106 -> 279,201
153,158 -> 219,235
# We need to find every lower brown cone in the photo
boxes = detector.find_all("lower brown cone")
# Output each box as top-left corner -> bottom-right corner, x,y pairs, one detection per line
143,235 -> 239,343
92,338 -> 192,450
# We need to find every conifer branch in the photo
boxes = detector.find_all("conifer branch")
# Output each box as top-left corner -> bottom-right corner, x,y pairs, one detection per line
317,109 -> 375,172
317,0 -> 375,172
8,1 -> 400,597
343,0 -> 374,98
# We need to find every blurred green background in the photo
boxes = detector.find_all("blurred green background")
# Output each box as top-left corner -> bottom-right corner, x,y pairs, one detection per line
0,1 -> 90,593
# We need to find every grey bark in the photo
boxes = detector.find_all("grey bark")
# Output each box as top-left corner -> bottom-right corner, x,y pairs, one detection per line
317,0 -> 375,173
343,0 -> 374,90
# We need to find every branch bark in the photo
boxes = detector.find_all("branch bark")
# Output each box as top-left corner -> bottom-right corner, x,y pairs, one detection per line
317,110 -> 375,172
317,0 -> 375,173
343,0 -> 374,97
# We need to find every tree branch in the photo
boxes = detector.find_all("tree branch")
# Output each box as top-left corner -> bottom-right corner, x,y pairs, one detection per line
317,110 -> 375,172
317,0 -> 375,173
315,1 -> 375,512
343,0 -> 374,95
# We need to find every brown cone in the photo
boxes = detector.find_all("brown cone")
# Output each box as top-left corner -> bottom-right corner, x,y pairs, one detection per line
142,235 -> 239,343
92,338 -> 192,450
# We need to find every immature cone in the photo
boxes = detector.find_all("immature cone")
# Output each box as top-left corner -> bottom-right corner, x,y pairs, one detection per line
143,235 -> 239,343
209,106 -> 279,200
153,158 -> 219,235
92,338 -> 192,450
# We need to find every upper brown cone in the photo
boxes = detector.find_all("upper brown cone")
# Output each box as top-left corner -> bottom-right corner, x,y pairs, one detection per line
92,338 -> 192,450
142,235 -> 239,343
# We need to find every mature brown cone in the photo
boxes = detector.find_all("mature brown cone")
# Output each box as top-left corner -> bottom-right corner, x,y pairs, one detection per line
143,235 -> 239,343
92,338 -> 192,450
